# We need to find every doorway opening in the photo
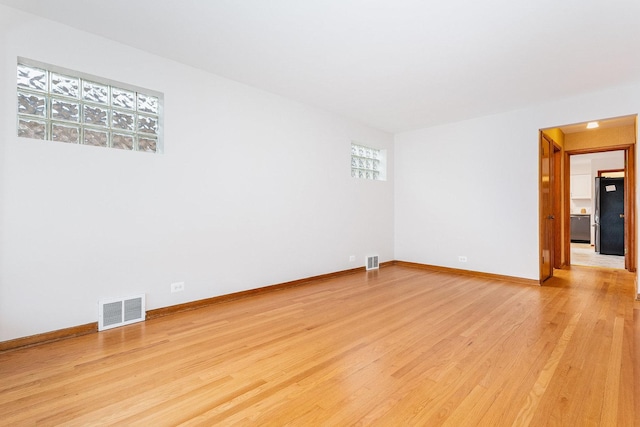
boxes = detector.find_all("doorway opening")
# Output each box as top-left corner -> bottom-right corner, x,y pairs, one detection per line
569,153 -> 625,269
539,114 -> 637,283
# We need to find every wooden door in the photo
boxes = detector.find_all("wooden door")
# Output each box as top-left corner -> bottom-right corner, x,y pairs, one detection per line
540,134 -> 554,282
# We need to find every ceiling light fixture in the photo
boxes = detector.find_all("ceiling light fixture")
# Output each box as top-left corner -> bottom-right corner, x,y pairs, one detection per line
586,121 -> 599,129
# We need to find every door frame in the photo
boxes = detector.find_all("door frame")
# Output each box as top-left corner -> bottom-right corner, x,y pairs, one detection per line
563,144 -> 636,272
553,145 -> 563,269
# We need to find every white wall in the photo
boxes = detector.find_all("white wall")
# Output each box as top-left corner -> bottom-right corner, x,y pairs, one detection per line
395,85 -> 640,281
0,6 -> 394,341
570,152 -> 624,214
3,6 -> 639,343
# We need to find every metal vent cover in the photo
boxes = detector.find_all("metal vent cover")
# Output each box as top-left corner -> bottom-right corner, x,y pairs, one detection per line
366,255 -> 379,270
99,294 -> 145,331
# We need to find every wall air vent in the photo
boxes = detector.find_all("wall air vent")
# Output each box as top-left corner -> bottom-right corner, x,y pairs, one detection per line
366,255 -> 379,270
98,294 -> 145,331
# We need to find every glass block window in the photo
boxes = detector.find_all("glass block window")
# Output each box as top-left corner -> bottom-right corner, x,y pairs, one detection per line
351,142 -> 386,180
16,58 -> 163,153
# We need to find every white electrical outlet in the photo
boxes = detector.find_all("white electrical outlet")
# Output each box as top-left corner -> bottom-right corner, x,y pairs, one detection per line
171,281 -> 185,293
458,256 -> 468,263
349,255 -> 356,262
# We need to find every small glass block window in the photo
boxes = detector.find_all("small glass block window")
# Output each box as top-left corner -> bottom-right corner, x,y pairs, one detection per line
351,142 -> 386,181
16,58 -> 163,154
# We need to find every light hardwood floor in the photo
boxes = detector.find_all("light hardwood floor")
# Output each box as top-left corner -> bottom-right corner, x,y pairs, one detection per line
0,265 -> 638,425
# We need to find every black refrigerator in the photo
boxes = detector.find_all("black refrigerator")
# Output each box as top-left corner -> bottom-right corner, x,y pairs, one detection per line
595,177 -> 624,255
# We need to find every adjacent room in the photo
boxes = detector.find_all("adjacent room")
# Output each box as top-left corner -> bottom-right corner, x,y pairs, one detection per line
570,150 -> 626,269
1,1 -> 639,424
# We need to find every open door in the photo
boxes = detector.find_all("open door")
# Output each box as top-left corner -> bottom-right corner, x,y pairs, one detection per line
539,134 -> 554,282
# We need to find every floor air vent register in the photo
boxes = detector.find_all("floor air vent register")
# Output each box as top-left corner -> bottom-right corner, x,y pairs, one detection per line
98,294 -> 145,331
366,255 -> 379,270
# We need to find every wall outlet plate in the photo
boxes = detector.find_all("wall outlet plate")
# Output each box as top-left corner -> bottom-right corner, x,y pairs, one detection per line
458,256 -> 468,263
171,281 -> 185,293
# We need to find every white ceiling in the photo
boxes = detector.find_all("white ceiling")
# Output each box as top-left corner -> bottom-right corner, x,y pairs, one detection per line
558,115 -> 637,134
3,0 -> 640,133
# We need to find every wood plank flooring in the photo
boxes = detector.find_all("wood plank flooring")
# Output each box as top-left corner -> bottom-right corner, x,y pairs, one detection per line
0,265 -> 637,425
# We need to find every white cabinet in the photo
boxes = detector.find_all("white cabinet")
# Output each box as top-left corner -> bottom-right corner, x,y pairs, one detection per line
570,174 -> 592,199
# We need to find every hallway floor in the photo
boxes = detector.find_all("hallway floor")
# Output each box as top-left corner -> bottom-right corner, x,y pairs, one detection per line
571,243 -> 625,269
